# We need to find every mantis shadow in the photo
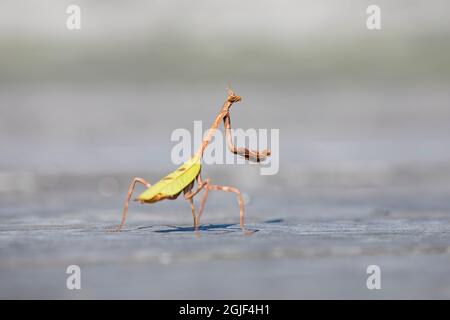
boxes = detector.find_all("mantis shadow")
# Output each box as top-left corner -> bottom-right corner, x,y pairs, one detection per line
134,223 -> 259,234
155,223 -> 233,233
155,223 -> 259,234
263,218 -> 284,224
119,219 -> 284,233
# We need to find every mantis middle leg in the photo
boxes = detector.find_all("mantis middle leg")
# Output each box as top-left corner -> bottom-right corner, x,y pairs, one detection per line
183,176 -> 209,229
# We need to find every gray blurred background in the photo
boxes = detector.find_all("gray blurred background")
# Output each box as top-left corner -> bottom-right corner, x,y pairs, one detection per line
1,0 -> 450,299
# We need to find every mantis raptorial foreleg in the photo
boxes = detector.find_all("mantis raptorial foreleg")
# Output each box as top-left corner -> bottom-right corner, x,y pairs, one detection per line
109,177 -> 151,232
223,113 -> 271,162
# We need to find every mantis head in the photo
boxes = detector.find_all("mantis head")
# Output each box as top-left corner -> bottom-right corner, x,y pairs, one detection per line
227,87 -> 241,103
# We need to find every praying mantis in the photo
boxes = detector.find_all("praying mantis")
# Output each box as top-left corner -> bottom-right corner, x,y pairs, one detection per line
110,88 -> 271,233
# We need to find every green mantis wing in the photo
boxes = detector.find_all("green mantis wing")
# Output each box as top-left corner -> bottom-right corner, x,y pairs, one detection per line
136,155 -> 201,203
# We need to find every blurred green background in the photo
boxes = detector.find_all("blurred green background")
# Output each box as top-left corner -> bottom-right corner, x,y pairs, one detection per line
1,0 -> 449,180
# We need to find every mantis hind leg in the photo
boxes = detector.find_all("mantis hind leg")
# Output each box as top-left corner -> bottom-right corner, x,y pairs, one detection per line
108,177 -> 151,232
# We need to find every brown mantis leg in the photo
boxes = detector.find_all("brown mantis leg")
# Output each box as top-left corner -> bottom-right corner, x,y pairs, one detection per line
223,114 -> 271,162
183,177 -> 208,229
187,197 -> 197,228
109,177 -> 151,232
183,180 -> 208,200
196,182 -> 210,226
200,182 -> 251,234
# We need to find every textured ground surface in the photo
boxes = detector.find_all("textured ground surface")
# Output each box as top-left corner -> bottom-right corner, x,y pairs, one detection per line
1,177 -> 450,299
1,83 -> 450,299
